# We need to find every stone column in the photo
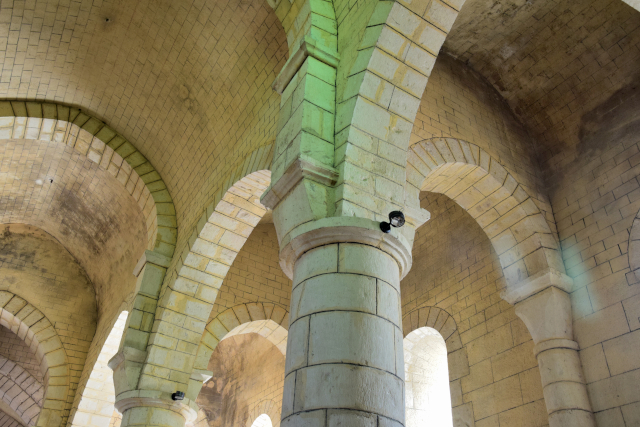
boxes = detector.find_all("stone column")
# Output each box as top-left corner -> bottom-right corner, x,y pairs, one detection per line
502,270 -> 595,427
277,219 -> 413,427
109,250 -> 200,427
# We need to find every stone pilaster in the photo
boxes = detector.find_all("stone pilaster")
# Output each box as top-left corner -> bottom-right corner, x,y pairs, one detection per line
109,250 -> 201,427
502,270 -> 596,427
278,218 -> 413,427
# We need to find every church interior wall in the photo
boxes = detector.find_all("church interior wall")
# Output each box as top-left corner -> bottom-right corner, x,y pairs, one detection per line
1,0 -> 640,426
401,192 -> 547,426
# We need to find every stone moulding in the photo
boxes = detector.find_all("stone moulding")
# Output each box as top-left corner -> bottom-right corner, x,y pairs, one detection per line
260,158 -> 339,210
114,396 -> 198,423
278,216 -> 413,280
533,338 -> 580,357
272,35 -> 340,94
501,268 -> 573,305
133,250 -> 172,277
0,292 -> 71,427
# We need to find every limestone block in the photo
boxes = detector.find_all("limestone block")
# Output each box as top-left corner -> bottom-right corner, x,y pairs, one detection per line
603,329 -> 640,375
542,379 -> 592,413
338,244 -> 399,289
285,317 -> 309,373
452,402 -> 475,427
573,303 -> 630,348
293,364 -> 404,421
281,372 -> 296,419
327,409 -> 376,427
537,348 -> 585,385
621,401 -> 640,426
465,324 -> 513,365
377,280 -> 401,324
586,368 -> 640,411
290,274 -> 377,318
491,341 -> 536,382
622,294 -> 640,331
281,409 -> 325,427
308,311 -> 396,373
450,380 -> 463,407
594,408 -> 625,426
377,416 -> 403,427
293,244 -> 338,285
461,359 -> 492,394
463,375 -> 523,420
547,410 -> 595,427
498,399 -> 548,427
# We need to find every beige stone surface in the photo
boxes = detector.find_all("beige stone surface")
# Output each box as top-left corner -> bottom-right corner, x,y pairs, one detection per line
2,0 -> 640,425
197,333 -> 284,427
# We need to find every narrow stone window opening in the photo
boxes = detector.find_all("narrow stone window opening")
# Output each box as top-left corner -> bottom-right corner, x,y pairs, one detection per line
404,327 -> 453,427
71,311 -> 129,427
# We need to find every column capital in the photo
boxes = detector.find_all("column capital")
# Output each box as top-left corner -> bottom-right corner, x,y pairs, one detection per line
501,268 -> 573,305
114,393 -> 199,423
279,217 -> 414,280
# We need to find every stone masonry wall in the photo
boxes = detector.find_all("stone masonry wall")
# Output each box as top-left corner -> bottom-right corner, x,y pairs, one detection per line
197,333 -> 285,427
548,84 -> 640,425
401,192 -> 548,427
0,224 -> 98,424
411,54 -> 556,237
208,223 -> 291,323
0,327 -> 43,384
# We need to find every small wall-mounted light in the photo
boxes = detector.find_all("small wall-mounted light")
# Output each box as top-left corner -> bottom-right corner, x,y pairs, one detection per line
380,211 -> 405,233
171,391 -> 185,401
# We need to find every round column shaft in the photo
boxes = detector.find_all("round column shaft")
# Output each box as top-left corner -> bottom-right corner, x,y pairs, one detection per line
281,242 -> 405,427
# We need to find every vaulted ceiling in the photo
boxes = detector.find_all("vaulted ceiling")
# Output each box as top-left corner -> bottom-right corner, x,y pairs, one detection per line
444,0 -> 640,169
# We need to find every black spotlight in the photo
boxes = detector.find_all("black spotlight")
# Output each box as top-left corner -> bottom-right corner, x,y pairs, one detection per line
171,391 -> 185,401
380,211 -> 405,233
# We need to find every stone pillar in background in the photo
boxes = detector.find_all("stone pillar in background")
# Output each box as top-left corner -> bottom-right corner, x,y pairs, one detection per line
109,250 -> 200,427
503,271 -> 596,427
276,220 -> 413,427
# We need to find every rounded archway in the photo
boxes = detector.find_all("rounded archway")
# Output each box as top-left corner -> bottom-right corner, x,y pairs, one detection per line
250,413 -> 272,427
404,327 -> 453,427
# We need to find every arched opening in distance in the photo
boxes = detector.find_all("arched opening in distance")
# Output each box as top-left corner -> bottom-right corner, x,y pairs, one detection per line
71,311 -> 129,427
250,413 -> 272,427
404,327 -> 453,427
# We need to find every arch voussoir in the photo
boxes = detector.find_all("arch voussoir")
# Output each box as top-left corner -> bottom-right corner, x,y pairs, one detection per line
407,138 -> 564,289
195,302 -> 289,371
0,292 -> 70,427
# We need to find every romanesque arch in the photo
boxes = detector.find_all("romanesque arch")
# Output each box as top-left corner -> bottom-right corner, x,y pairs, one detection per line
0,101 -> 177,258
136,170 -> 276,397
402,306 -> 469,427
406,138 -> 565,288
402,306 -> 462,355
0,292 -> 71,427
246,401 -> 279,427
0,355 -> 43,427
195,302 -> 289,371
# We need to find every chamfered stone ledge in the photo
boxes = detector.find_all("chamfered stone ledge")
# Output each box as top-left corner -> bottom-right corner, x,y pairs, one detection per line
261,158 -> 339,210
114,392 -> 199,423
133,249 -> 172,277
501,268 -> 573,305
272,35 -> 340,94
